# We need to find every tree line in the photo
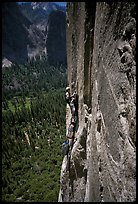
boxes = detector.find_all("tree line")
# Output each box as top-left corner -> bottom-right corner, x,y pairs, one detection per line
2,55 -> 67,201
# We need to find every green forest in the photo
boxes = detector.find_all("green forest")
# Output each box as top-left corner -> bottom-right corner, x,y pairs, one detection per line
2,55 -> 67,202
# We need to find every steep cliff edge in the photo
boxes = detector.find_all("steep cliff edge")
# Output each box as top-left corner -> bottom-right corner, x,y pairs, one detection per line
58,2 -> 136,202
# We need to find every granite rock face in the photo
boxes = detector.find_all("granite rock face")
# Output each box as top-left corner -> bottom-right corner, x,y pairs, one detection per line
58,2 -> 136,202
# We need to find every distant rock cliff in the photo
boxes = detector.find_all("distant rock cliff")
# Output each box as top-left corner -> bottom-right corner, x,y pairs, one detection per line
46,10 -> 67,65
2,2 -> 66,67
2,2 -> 46,66
58,2 -> 136,202
19,2 -> 66,32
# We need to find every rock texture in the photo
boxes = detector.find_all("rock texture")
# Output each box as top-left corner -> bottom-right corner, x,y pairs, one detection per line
59,2 -> 136,202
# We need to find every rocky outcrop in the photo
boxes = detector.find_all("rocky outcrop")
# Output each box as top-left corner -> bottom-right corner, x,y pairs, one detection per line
2,2 -> 66,67
59,2 -> 136,202
19,2 -> 66,32
2,2 -> 46,66
46,10 -> 67,65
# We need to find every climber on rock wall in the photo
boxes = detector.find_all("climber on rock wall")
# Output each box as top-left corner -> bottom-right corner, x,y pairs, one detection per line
65,86 -> 78,153
61,140 -> 69,156
70,97 -> 77,124
67,121 -> 75,150
70,91 -> 78,120
65,86 -> 71,105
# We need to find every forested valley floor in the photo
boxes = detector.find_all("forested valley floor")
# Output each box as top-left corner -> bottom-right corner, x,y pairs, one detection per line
2,56 -> 67,202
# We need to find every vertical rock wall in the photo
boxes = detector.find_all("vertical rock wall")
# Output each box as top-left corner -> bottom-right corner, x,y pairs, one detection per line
59,2 -> 136,202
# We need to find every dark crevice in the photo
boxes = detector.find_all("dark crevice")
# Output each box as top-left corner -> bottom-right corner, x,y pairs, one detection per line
97,118 -> 102,133
100,185 -> 103,192
84,168 -> 87,184
98,157 -> 104,201
83,2 -> 96,109
66,19 -> 69,25
99,166 -> 102,172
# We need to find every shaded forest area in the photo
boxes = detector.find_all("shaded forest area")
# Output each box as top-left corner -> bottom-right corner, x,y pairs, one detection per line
2,56 -> 67,201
